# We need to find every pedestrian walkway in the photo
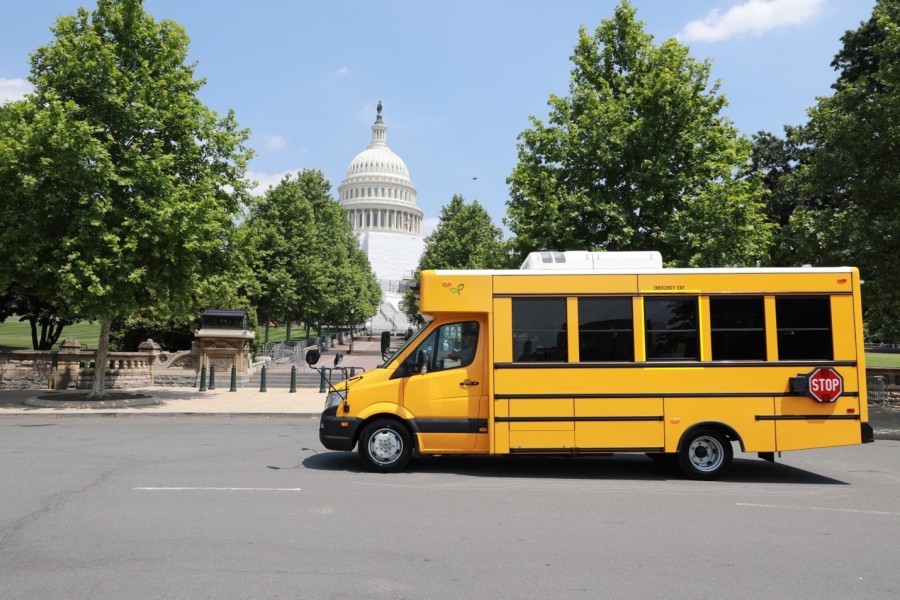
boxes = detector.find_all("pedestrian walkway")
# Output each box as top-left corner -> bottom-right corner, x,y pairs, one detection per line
0,337 -> 390,418
1,336 -> 898,441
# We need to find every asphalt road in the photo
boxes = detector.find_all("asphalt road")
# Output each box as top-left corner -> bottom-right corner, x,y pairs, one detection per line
1,417 -> 898,600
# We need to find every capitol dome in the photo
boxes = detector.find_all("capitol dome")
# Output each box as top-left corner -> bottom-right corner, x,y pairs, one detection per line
346,145 -> 410,179
338,102 -> 423,235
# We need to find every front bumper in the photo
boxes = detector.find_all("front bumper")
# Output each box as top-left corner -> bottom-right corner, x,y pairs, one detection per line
319,405 -> 362,451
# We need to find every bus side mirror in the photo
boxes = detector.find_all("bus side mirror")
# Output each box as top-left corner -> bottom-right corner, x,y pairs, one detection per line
416,349 -> 428,375
306,348 -> 320,366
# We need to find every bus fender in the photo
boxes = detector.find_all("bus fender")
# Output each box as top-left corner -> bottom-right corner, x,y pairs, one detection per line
677,422 -> 743,453
354,402 -> 415,423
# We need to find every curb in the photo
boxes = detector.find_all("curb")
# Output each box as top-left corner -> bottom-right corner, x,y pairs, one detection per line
24,397 -> 162,409
0,412 -> 320,419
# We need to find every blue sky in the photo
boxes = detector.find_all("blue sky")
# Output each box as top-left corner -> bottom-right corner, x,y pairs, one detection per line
0,0 -> 877,235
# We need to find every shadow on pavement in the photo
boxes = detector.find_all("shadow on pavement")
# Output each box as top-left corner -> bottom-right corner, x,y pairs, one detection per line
301,452 -> 847,485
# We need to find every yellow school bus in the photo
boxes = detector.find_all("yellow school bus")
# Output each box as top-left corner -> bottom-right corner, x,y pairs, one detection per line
315,251 -> 873,479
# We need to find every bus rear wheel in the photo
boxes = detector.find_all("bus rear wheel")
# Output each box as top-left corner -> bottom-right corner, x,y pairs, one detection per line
358,418 -> 413,473
678,428 -> 733,480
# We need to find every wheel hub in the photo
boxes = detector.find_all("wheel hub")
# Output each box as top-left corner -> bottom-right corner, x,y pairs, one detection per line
370,429 -> 402,463
689,437 -> 722,471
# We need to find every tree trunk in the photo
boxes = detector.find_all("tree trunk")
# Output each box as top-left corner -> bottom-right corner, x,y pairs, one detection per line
88,315 -> 112,399
29,317 -> 39,350
47,320 -> 64,348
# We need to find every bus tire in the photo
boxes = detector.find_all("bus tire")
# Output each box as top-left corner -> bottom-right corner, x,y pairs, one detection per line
358,418 -> 413,473
678,428 -> 733,480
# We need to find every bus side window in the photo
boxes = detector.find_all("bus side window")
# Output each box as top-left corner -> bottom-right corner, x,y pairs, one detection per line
578,297 -> 634,362
645,297 -> 698,361
710,296 -> 766,360
775,296 -> 833,360
512,298 -> 568,362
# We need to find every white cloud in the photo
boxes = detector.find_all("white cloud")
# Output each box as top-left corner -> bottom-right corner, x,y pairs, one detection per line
331,66 -> 350,78
678,0 -> 823,43
262,134 -> 287,150
0,77 -> 33,104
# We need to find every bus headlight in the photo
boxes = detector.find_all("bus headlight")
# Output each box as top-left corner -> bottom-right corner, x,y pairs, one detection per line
324,390 -> 346,409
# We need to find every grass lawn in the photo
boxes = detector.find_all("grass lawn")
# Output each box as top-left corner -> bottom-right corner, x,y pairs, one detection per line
0,319 -> 102,350
864,352 -> 900,368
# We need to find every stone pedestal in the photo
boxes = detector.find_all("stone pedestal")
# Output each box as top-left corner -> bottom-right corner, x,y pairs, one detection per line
51,337 -> 83,390
195,310 -> 254,375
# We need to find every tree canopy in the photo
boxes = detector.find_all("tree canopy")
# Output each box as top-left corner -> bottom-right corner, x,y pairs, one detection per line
243,169 -> 380,338
403,195 -> 510,324
0,0 -> 253,395
505,0 -> 771,267
786,0 -> 900,340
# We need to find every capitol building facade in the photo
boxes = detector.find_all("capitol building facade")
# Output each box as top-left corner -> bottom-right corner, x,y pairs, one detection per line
337,103 -> 424,332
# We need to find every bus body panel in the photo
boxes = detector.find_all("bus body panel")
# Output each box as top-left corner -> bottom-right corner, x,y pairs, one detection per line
574,398 -> 665,450
494,274 -> 639,295
663,397 -> 776,452
774,395 -> 863,451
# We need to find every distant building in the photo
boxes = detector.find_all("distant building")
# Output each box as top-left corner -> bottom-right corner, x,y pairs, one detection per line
337,102 -> 424,332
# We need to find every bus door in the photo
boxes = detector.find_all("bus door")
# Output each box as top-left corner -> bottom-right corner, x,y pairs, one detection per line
400,319 -> 488,452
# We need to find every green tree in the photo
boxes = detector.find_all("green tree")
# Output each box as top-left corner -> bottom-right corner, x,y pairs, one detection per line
790,0 -> 900,340
342,243 -> 381,335
403,195 -> 510,324
746,129 -> 804,266
244,169 -> 380,341
244,171 -> 325,342
0,0 -> 253,396
304,172 -> 380,333
505,1 -> 771,267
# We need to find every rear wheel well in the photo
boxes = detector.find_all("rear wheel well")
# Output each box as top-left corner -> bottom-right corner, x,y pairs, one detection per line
678,422 -> 743,452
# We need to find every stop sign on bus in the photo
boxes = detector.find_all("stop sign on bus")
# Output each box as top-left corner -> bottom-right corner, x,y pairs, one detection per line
808,367 -> 844,403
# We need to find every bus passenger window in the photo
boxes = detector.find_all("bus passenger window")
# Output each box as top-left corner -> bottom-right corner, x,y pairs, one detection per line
645,297 -> 698,360
512,298 -> 568,362
776,296 -> 833,360
710,297 -> 766,360
578,297 -> 633,361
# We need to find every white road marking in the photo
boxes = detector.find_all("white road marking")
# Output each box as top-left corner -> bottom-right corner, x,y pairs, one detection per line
134,487 -> 302,492
737,502 -> 899,516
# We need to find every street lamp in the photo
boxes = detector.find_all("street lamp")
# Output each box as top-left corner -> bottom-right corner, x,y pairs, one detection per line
348,308 -> 355,354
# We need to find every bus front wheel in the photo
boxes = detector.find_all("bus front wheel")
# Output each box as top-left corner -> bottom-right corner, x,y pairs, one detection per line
358,418 -> 413,473
678,428 -> 733,480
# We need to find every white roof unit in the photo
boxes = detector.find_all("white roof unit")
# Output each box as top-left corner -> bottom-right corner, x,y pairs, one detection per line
519,251 -> 663,270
